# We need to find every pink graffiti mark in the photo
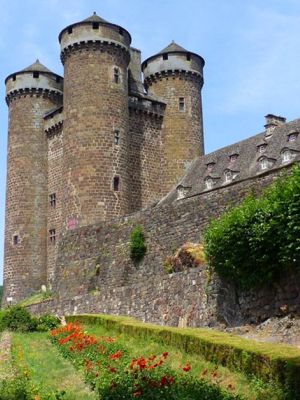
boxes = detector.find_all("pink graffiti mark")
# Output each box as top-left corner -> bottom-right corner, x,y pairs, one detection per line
68,218 -> 78,230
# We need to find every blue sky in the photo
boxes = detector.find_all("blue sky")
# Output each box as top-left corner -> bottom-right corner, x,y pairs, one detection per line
1,0 -> 300,283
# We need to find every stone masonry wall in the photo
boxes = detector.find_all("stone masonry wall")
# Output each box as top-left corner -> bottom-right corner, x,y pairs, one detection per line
47,128 -> 63,287
128,109 -> 163,212
29,166 -> 300,327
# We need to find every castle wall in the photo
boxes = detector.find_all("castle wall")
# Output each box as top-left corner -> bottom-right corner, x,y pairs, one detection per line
3,95 -> 56,303
46,127 -> 63,286
146,73 -> 204,196
61,44 -> 130,229
35,166 -> 300,327
128,109 -> 163,211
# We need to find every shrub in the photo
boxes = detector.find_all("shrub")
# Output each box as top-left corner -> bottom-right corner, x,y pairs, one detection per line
130,225 -> 147,262
204,166 -> 300,289
0,376 -> 32,400
2,306 -> 37,332
36,314 -> 60,332
164,243 -> 206,273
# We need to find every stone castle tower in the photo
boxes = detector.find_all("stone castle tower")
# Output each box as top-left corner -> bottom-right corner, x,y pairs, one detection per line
3,12 -> 205,303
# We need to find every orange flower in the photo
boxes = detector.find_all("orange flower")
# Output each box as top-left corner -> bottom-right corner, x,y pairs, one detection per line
182,363 -> 191,372
109,350 -> 123,360
162,352 -> 169,358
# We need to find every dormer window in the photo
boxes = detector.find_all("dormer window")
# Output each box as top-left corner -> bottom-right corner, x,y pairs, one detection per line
163,54 -> 168,60
260,158 -> 268,170
92,22 -> 99,29
207,163 -> 215,172
205,178 -> 213,190
288,133 -> 298,142
33,71 -> 39,79
67,27 -> 73,34
224,171 -> 232,183
176,185 -> 190,200
229,154 -> 238,163
119,27 -> 124,36
282,149 -> 292,163
186,53 -> 191,61
258,144 -> 267,153
12,74 -> 16,82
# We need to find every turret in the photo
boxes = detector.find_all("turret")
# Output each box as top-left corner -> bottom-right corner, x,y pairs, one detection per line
3,60 -> 63,304
142,42 -> 205,195
59,12 -> 131,229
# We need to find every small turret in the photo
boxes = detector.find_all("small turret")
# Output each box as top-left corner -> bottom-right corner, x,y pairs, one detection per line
3,61 -> 63,305
142,42 -> 205,195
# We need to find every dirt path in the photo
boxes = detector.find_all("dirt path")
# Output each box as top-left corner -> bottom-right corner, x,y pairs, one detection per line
0,331 -> 14,380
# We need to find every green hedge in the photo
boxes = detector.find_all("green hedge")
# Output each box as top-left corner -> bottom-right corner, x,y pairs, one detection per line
204,165 -> 300,289
66,314 -> 300,399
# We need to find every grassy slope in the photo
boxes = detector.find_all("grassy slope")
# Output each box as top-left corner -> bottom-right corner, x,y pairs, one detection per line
85,323 -> 284,400
12,332 -> 96,400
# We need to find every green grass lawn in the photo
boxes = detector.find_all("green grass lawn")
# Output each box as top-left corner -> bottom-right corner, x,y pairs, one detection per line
12,331 -> 97,400
84,323 -> 285,400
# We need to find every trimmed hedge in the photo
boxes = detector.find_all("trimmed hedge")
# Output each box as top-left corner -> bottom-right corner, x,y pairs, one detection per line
66,314 -> 300,399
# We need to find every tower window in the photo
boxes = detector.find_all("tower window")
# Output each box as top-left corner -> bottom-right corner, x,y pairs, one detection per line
56,76 -> 61,83
179,97 -> 185,111
186,53 -> 191,61
207,163 -> 215,172
67,27 -> 73,34
92,22 -> 99,29
13,235 -> 19,245
49,229 -> 56,244
258,144 -> 267,153
114,68 -> 120,84
163,54 -> 168,60
113,176 -> 120,191
114,129 -> 120,145
144,61 -> 148,68
229,154 -> 238,162
205,178 -> 213,190
119,27 -> 124,35
12,74 -> 16,82
282,150 -> 292,163
49,193 -> 56,208
33,71 -> 39,79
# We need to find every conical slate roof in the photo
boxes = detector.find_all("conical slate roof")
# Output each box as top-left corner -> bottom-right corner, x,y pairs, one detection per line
21,59 -> 53,74
158,41 -> 189,54
82,11 -> 107,24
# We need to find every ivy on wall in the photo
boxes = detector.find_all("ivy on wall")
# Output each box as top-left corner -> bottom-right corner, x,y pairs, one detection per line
204,166 -> 300,289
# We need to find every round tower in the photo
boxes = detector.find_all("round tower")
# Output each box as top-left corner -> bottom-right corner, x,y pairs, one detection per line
3,60 -> 63,304
142,42 -> 205,195
59,12 -> 131,229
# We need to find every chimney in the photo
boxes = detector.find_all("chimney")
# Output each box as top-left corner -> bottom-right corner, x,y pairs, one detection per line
264,114 -> 286,137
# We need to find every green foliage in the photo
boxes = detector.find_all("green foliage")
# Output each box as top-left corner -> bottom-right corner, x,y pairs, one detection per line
67,314 -> 300,399
3,306 -> 38,332
0,376 -> 33,400
130,225 -> 147,262
36,314 -> 60,332
204,166 -> 300,289
0,306 -> 59,332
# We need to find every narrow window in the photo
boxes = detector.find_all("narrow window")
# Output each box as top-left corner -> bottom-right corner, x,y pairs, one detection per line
33,71 -> 39,79
113,176 -> 120,191
56,76 -> 61,83
49,229 -> 56,244
12,74 -> 16,82
114,67 -> 120,84
207,163 -> 215,172
67,27 -> 73,34
229,154 -> 238,162
186,53 -> 191,61
163,54 -> 168,60
179,97 -> 185,111
114,129 -> 120,145
119,27 -> 123,36
144,61 -> 148,68
13,235 -> 19,245
49,193 -> 56,208
92,22 -> 99,29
